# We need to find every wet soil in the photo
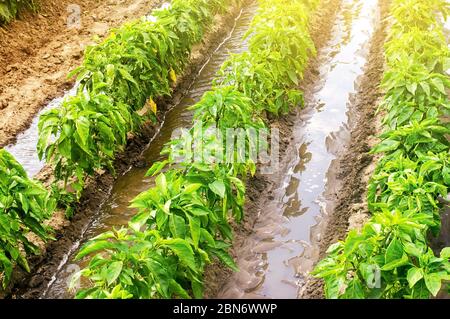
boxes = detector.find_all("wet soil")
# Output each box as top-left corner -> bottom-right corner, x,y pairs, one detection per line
0,0 -> 163,149
5,1 -> 248,299
300,0 -> 390,299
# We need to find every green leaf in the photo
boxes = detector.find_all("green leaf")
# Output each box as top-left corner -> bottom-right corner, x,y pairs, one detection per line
385,238 -> 403,264
146,160 -> 168,177
75,116 -> 90,146
169,214 -> 186,238
169,279 -> 191,299
371,139 -> 400,153
404,242 -> 423,258
191,280 -> 203,299
155,174 -> 168,196
129,210 -> 152,232
161,239 -> 197,272
75,240 -> 115,260
407,267 -> 423,288
184,183 -> 202,194
0,252 -> 13,287
431,77 -> 446,95
342,278 -> 364,299
424,273 -> 442,296
212,249 -> 238,271
326,242 -> 343,254
188,216 -> 200,248
382,253 -> 409,271
106,261 -> 123,286
406,82 -> 417,95
420,82 -> 430,96
118,68 -> 139,88
410,280 -> 430,299
287,70 -> 299,85
209,180 -> 226,198
440,247 -> 450,259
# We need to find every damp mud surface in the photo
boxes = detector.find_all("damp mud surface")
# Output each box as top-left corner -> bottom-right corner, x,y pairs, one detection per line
10,2 -> 257,299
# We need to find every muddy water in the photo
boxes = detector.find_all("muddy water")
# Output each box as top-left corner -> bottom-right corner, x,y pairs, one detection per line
38,4 -> 257,299
218,0 -> 379,299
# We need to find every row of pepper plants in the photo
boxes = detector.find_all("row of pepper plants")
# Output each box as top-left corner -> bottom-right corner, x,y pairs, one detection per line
0,0 -> 38,24
313,0 -> 450,299
0,0 -> 239,289
37,0 -> 233,199
0,149 -> 55,287
70,0 -> 319,299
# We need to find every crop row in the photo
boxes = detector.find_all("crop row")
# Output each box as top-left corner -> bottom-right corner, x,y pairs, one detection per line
313,0 -> 450,299
37,0 -> 233,200
0,0 -> 238,290
71,0 -> 319,299
0,149 -> 54,287
0,0 -> 37,24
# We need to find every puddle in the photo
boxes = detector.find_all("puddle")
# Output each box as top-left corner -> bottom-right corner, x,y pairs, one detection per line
37,4 -> 258,299
218,0 -> 380,299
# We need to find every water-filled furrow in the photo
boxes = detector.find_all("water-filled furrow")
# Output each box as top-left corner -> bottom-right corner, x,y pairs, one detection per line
38,4 -> 257,299
218,0 -> 379,299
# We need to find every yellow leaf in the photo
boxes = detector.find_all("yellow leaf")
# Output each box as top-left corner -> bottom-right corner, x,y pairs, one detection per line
136,98 -> 157,116
169,68 -> 177,83
148,98 -> 157,114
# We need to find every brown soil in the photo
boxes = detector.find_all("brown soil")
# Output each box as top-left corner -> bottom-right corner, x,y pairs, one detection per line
203,0 -> 344,298
300,0 -> 390,299
3,1 -> 250,299
0,0 -> 163,148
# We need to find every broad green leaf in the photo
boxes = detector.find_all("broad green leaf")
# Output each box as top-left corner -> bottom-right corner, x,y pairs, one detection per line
169,214 -> 186,238
440,247 -> 450,259
106,261 -> 123,286
209,180 -> 226,198
75,116 -> 90,146
169,279 -> 191,299
407,267 -> 423,288
161,239 -> 197,272
212,249 -> 238,271
342,278 -> 364,299
184,183 -> 202,194
371,139 -> 400,153
385,238 -> 403,264
76,240 -> 115,260
188,216 -> 200,247
129,210 -> 152,232
424,273 -> 442,296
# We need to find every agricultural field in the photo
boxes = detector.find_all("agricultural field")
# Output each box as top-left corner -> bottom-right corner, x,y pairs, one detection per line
0,0 -> 449,304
